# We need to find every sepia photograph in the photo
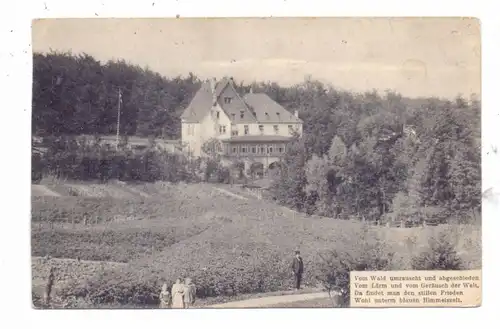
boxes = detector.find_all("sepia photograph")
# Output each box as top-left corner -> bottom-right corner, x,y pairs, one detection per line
30,17 -> 481,309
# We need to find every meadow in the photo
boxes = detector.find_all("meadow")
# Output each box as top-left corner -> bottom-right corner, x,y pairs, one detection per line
31,179 -> 481,308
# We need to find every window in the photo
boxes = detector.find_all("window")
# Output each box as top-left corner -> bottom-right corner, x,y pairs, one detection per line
216,111 -> 220,119
241,147 -> 247,153
244,125 -> 249,135
224,97 -> 232,104
232,147 -> 237,154
269,147 -> 273,153
260,147 -> 265,153
252,147 -> 256,153
231,113 -> 235,120
219,125 -> 226,134
232,130 -> 239,136
273,125 -> 279,133
288,125 -> 293,134
240,111 -> 245,119
258,125 -> 264,134
187,124 -> 194,136
278,147 -> 283,153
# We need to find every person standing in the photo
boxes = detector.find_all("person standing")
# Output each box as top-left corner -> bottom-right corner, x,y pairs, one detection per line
159,283 -> 171,309
171,278 -> 185,309
291,250 -> 304,290
183,278 -> 197,309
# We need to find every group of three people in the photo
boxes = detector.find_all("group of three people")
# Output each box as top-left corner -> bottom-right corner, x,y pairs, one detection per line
160,278 -> 197,309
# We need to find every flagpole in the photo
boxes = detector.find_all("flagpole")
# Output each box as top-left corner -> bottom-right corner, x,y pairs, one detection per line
116,87 -> 121,149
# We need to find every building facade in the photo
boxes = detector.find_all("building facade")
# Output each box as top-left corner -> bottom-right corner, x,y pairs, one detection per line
181,77 -> 303,173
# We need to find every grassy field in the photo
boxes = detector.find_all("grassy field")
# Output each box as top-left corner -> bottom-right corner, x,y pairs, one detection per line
31,180 -> 482,308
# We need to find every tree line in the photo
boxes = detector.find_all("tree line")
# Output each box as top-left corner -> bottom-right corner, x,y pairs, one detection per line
32,51 -> 200,138
267,84 -> 481,226
32,51 -> 481,225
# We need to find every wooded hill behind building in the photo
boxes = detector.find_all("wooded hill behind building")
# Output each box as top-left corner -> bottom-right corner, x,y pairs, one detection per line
31,51 -> 481,226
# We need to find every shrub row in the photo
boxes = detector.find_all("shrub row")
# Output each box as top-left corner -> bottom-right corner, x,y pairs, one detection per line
33,136 -> 201,183
31,225 -> 204,262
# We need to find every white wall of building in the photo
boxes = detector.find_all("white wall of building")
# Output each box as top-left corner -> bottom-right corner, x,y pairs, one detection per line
231,122 -> 302,137
182,105 -> 303,157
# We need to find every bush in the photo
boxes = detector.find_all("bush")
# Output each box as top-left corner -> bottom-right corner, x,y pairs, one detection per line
217,166 -> 231,183
315,226 -> 396,307
59,269 -> 161,306
412,230 -> 463,270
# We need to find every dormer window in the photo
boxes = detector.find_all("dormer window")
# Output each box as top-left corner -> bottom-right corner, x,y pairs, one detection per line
276,112 -> 280,119
258,125 -> 264,134
273,125 -> 279,133
240,111 -> 244,119
265,112 -> 269,117
224,97 -> 232,104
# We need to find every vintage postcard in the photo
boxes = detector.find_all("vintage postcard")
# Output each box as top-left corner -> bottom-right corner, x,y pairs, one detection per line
31,17 -> 481,309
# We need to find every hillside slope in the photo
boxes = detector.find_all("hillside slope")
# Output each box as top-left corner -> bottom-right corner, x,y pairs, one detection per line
31,181 -> 481,308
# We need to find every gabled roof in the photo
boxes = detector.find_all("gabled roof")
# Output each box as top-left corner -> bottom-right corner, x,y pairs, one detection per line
243,93 -> 302,123
180,80 -> 214,122
215,77 -> 257,124
181,77 -> 302,124
181,77 -> 243,123
215,77 -> 231,96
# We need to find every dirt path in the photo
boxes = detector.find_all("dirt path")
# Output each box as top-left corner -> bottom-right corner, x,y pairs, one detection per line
208,291 -> 331,308
212,187 -> 248,200
123,185 -> 150,198
32,185 -> 61,197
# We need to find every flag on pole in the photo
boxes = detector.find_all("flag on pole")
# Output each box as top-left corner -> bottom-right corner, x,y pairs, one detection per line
116,87 -> 122,148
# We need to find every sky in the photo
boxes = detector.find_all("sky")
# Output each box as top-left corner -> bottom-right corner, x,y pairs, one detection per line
32,17 -> 481,99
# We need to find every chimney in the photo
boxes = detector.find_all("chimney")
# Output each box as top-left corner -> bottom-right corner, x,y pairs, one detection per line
210,78 -> 217,104
294,110 -> 299,118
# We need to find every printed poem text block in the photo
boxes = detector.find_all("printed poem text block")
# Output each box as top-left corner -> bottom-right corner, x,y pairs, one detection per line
350,270 -> 481,307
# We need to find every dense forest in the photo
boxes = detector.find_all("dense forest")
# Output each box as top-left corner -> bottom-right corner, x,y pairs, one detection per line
32,51 -> 481,225
32,51 -> 200,138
